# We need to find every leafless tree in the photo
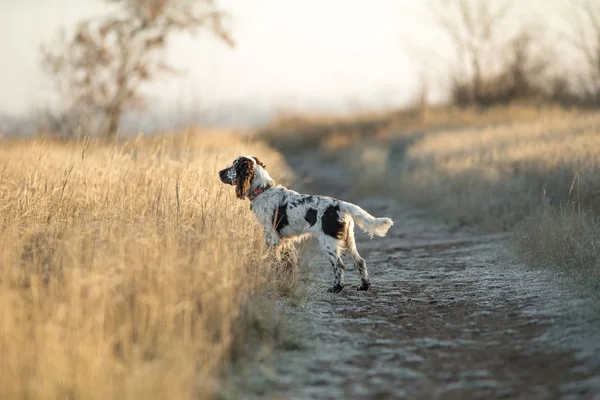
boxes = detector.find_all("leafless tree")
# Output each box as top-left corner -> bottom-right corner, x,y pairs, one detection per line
566,0 -> 600,103
41,0 -> 234,140
426,0 -> 515,105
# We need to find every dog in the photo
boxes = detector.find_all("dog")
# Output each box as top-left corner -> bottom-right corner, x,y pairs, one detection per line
218,155 -> 393,293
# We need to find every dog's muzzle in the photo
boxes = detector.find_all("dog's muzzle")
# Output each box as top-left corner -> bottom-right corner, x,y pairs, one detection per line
219,168 -> 233,185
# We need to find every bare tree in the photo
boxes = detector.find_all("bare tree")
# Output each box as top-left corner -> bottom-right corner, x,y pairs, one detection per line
426,0 -> 514,105
566,0 -> 600,103
41,0 -> 234,140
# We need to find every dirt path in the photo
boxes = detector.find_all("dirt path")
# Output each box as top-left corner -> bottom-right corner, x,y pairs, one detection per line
236,153 -> 600,400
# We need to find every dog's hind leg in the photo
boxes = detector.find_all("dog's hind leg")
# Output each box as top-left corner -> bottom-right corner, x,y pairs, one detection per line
344,220 -> 370,291
318,236 -> 345,294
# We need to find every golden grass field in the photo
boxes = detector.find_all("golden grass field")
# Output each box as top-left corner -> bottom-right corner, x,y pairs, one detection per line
0,131 -> 296,400
261,105 -> 600,293
385,112 -> 600,228
2,104 -> 599,399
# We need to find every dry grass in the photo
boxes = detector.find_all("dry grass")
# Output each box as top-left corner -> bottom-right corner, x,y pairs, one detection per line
385,113 -> 600,230
514,206 -> 600,292
259,104 -> 570,153
0,130 -> 296,400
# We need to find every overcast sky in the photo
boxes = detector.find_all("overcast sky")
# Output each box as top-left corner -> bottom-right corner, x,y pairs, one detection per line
0,0 -> 570,123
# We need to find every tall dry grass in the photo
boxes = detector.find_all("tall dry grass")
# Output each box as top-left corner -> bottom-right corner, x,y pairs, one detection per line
0,131 -> 293,399
385,113 -> 600,231
514,206 -> 600,291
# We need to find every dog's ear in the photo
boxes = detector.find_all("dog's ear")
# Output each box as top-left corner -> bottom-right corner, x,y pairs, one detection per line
235,158 -> 254,199
252,156 -> 266,169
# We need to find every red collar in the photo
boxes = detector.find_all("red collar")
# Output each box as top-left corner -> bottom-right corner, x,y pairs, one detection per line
248,183 -> 273,201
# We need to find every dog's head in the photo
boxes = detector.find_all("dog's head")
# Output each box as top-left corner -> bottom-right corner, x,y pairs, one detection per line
218,155 -> 268,199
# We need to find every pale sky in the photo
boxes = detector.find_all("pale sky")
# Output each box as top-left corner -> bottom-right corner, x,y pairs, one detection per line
0,0 -> 572,125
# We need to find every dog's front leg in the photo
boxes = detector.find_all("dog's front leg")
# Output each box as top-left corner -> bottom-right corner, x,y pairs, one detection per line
276,242 -> 298,272
263,228 -> 280,249
263,230 -> 298,272
260,230 -> 278,266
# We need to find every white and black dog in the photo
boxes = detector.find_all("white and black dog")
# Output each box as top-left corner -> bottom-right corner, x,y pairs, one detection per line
219,155 -> 393,293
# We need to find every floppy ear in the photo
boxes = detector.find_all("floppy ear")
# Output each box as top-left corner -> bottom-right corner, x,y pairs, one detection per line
252,156 -> 266,169
235,158 -> 255,199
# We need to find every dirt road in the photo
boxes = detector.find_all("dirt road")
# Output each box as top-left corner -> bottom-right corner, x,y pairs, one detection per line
235,152 -> 600,400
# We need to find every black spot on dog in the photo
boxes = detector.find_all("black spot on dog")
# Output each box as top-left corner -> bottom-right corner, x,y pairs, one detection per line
322,204 -> 345,239
272,204 -> 289,233
305,208 -> 317,226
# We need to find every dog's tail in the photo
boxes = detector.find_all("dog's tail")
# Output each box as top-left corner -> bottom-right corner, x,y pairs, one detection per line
339,201 -> 393,238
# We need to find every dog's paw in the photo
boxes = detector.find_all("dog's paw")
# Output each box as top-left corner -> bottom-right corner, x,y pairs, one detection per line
327,284 -> 344,294
357,282 -> 371,291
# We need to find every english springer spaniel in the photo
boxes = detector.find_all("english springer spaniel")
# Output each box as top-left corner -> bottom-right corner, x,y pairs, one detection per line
218,155 -> 393,293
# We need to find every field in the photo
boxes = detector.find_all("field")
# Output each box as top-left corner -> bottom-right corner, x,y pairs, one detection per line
0,132 -> 296,399
6,0 -> 600,396
261,106 -> 600,294
2,105 -> 600,399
